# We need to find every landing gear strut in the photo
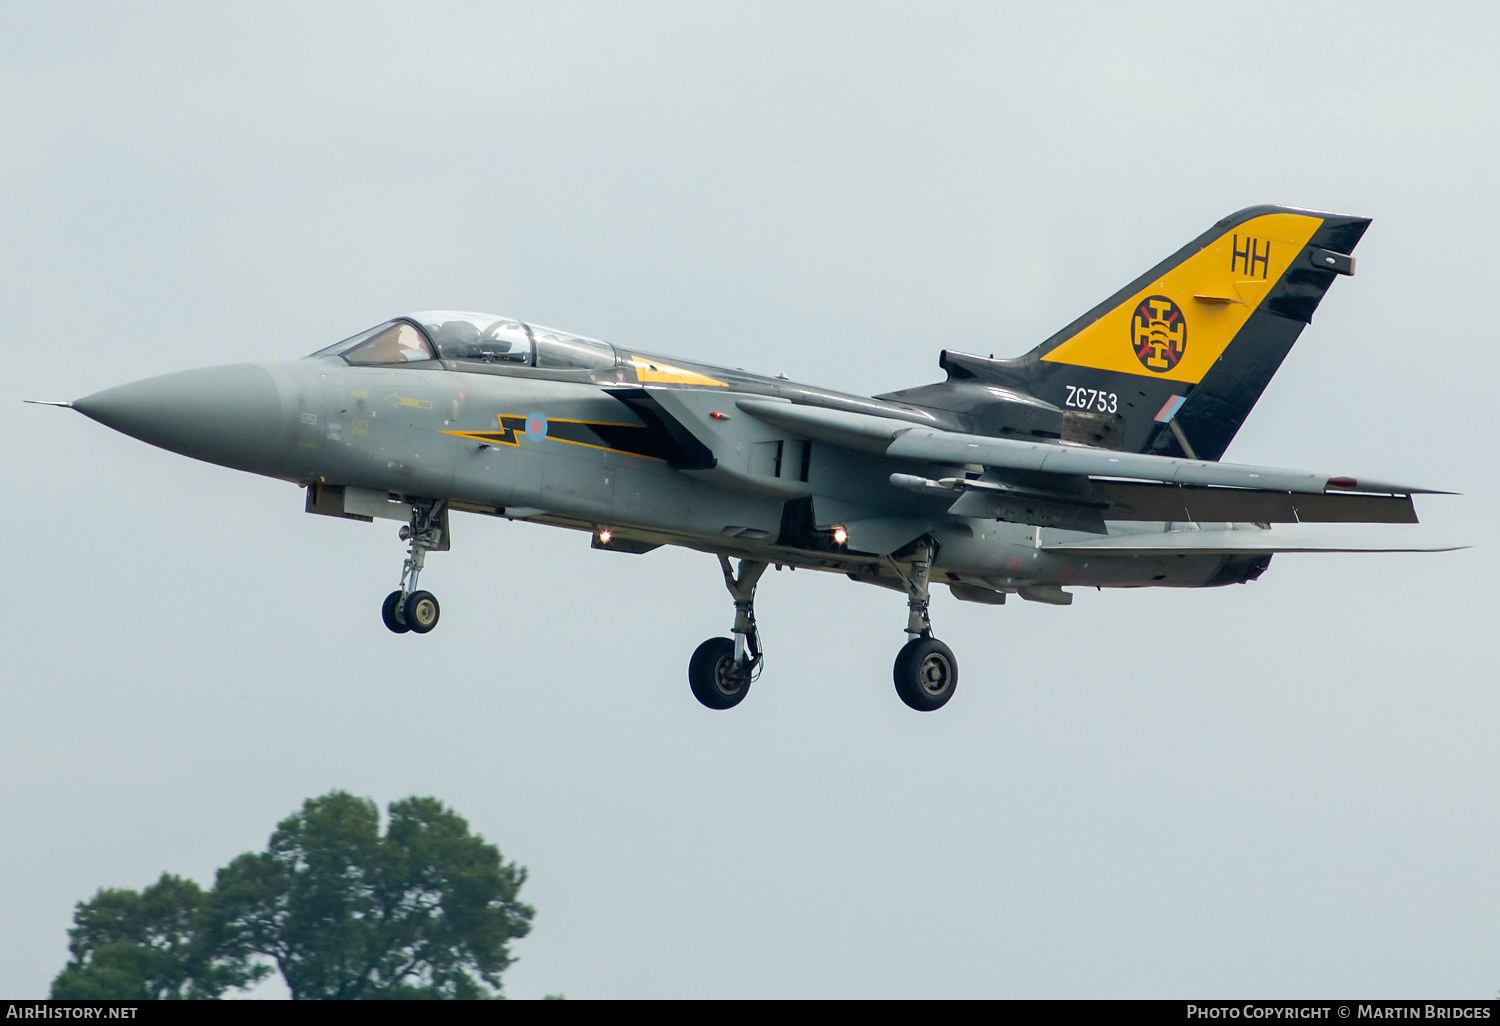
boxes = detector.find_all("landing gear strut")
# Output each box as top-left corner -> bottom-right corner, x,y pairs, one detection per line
688,556 -> 768,709
885,539 -> 958,711
381,501 -> 444,635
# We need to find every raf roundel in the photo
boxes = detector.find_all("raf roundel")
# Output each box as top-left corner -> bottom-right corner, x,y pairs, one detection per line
1130,294 -> 1187,373
525,411 -> 548,441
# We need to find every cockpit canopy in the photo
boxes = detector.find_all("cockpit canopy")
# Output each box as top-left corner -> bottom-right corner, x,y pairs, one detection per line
310,312 -> 616,371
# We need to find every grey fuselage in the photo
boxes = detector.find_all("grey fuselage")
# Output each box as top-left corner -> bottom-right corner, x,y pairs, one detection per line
74,333 -> 1251,601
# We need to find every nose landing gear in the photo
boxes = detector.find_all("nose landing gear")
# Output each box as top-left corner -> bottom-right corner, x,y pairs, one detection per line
381,501 -> 445,635
885,539 -> 958,711
688,556 -> 768,709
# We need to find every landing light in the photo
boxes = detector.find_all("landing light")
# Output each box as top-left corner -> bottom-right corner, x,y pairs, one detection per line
832,525 -> 848,546
598,528 -> 613,544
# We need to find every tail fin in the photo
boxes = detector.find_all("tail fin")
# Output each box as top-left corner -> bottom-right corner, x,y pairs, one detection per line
917,206 -> 1370,460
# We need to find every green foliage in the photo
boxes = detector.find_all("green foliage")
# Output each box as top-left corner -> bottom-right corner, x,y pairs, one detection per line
51,873 -> 264,999
52,793 -> 534,1000
216,793 -> 533,999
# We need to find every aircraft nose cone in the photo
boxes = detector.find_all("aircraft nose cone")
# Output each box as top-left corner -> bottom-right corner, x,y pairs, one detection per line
74,363 -> 294,475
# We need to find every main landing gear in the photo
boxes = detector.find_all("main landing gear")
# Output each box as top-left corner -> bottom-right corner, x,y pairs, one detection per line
686,540 -> 958,712
884,539 -> 958,712
688,556 -> 768,710
381,501 -> 444,636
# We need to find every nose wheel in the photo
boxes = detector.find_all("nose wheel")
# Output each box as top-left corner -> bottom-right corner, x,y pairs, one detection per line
380,502 -> 445,636
381,590 -> 410,634
383,589 -> 440,634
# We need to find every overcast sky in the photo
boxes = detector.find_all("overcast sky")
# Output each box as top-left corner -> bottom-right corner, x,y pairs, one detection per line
3,1 -> 1497,999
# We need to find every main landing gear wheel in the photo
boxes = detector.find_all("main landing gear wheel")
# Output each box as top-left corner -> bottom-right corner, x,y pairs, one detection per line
403,590 -> 440,634
885,537 -> 958,712
381,590 -> 411,634
689,637 -> 751,710
893,636 -> 958,712
686,556 -> 770,710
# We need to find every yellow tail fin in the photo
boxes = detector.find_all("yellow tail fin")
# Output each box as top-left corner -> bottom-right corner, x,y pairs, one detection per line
1041,210 -> 1328,383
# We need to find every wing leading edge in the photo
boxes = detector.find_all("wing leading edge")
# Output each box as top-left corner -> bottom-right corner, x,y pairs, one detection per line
734,398 -> 1440,533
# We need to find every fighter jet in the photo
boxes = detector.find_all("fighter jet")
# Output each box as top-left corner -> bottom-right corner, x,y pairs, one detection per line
43,205 -> 1453,712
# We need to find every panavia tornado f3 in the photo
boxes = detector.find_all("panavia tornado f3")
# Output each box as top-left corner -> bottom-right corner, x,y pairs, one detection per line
47,205 -> 1454,711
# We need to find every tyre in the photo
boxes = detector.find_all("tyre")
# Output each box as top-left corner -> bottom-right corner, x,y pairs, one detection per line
381,591 -> 411,634
688,637 -> 750,710
893,636 -> 958,711
403,590 -> 440,634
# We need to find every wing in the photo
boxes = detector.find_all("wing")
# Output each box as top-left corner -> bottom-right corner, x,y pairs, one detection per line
736,398 -> 1442,534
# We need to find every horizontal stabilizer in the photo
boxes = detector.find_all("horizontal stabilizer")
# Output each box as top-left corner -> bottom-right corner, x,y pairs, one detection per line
1041,529 -> 1465,556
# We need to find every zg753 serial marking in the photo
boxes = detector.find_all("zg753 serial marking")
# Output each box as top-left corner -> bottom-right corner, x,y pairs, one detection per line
1064,385 -> 1118,414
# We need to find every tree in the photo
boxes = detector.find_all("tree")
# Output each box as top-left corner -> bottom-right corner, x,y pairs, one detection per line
216,792 -> 534,999
52,792 -> 534,999
51,873 -> 264,999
